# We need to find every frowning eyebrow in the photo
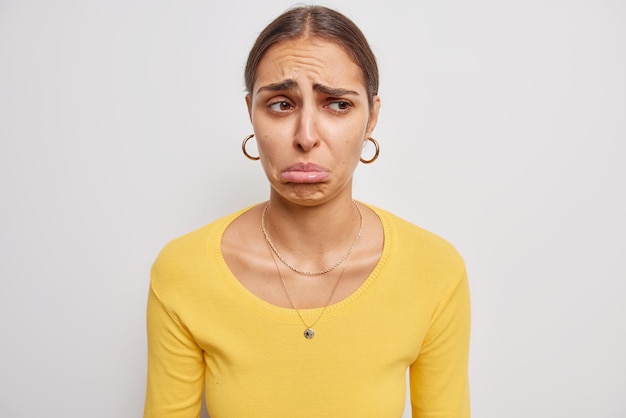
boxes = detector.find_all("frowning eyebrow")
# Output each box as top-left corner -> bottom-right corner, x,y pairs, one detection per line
256,79 -> 298,94
313,83 -> 359,97
256,79 -> 359,97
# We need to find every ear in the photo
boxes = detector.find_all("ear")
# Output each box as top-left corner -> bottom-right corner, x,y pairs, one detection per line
365,95 -> 381,137
245,94 -> 253,122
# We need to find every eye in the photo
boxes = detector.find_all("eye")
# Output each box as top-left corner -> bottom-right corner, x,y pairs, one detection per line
268,100 -> 293,112
328,100 -> 352,112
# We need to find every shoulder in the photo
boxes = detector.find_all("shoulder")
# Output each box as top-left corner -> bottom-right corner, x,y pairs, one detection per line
366,203 -> 467,288
150,206 -> 253,293
370,204 -> 463,257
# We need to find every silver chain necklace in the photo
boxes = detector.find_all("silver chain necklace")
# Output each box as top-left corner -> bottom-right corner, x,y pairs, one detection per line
261,201 -> 363,276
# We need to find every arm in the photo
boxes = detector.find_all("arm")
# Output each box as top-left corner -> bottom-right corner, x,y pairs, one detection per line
143,270 -> 205,418
410,269 -> 471,418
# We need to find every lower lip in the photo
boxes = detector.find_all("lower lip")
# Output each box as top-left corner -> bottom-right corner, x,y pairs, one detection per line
281,170 -> 329,183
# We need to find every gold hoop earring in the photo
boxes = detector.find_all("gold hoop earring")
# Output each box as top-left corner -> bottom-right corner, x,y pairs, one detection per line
242,134 -> 260,161
360,137 -> 379,164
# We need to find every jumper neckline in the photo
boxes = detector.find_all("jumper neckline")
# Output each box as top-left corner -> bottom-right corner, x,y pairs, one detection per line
211,201 -> 392,323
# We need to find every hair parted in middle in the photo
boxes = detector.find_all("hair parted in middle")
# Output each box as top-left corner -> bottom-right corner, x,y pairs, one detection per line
244,5 -> 379,109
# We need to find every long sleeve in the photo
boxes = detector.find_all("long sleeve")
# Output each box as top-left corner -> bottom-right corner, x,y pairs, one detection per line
409,268 -> 471,418
141,205 -> 471,417
143,264 -> 205,418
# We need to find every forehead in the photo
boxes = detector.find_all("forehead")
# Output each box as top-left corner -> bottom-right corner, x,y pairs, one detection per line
254,38 -> 365,91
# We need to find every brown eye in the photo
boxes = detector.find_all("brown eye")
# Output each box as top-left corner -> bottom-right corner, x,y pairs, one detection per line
269,101 -> 292,112
328,100 -> 352,112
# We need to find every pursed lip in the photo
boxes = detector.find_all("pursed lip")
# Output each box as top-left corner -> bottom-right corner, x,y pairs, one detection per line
281,162 -> 329,183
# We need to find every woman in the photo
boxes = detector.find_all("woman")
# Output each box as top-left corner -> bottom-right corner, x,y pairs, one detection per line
144,5 -> 470,418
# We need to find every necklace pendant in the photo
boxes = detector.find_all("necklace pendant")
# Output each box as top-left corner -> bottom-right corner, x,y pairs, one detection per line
304,328 -> 315,339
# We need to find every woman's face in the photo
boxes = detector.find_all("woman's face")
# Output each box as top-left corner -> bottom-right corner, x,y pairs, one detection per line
246,37 -> 380,206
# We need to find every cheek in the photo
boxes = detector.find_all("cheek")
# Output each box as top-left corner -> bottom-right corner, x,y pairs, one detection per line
256,134 -> 286,163
338,140 -> 365,168
256,137 -> 273,158
252,114 -> 292,141
353,137 -> 367,156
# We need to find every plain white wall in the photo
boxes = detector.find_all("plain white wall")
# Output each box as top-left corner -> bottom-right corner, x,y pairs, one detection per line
1,0 -> 625,417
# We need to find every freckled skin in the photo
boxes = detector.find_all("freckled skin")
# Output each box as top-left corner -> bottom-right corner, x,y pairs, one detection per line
246,38 -> 380,206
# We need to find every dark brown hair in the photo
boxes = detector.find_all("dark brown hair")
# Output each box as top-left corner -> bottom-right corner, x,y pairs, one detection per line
244,5 -> 379,108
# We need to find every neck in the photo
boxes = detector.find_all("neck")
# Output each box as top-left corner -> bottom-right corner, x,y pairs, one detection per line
262,194 -> 362,273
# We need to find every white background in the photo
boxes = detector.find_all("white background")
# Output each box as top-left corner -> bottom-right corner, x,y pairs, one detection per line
1,0 -> 625,417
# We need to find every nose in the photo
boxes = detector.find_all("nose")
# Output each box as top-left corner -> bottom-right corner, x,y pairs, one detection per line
293,107 -> 320,152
